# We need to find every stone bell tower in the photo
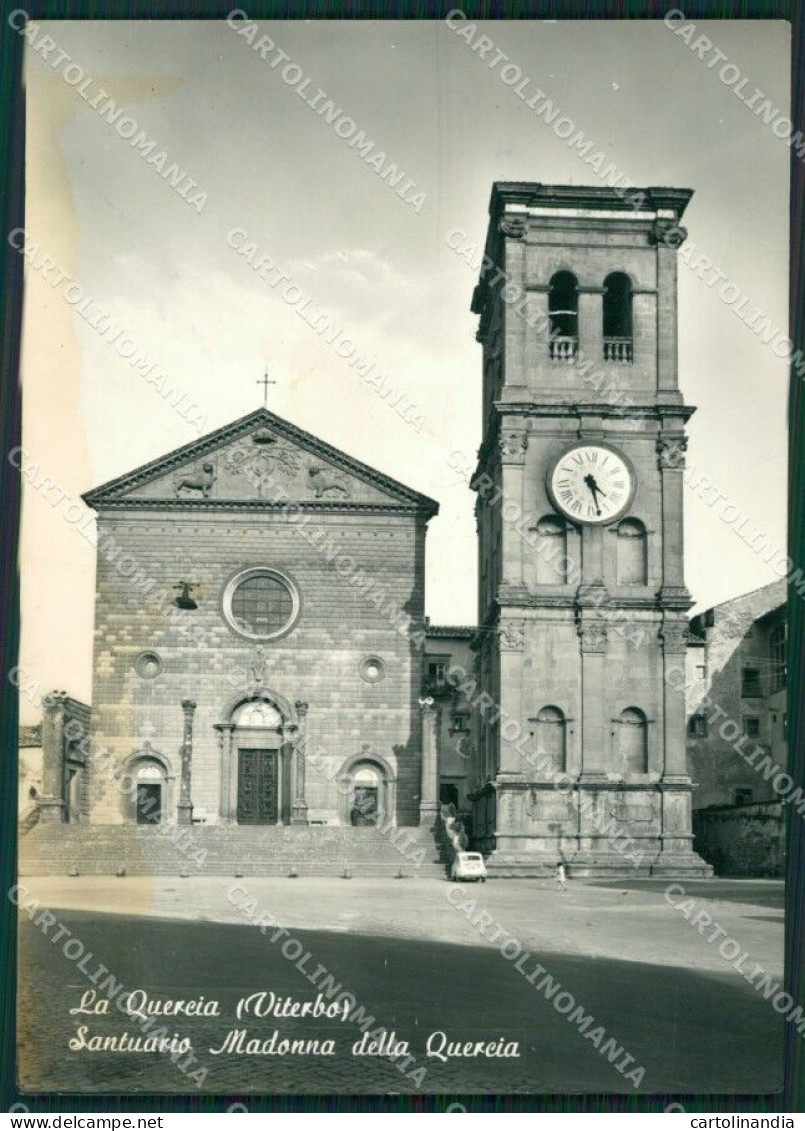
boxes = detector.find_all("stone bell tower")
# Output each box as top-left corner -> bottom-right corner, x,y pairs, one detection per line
468,182 -> 711,877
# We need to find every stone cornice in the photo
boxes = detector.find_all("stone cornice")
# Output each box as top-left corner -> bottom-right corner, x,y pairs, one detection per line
496,593 -> 694,614
472,778 -> 693,795
495,401 -> 695,420
488,183 -> 694,221
425,624 -> 478,639
91,498 -> 435,520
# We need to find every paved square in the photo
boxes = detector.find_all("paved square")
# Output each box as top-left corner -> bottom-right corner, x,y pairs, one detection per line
17,877 -> 784,1094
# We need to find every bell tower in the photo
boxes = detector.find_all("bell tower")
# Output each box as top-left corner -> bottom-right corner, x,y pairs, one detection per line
469,182 -> 711,877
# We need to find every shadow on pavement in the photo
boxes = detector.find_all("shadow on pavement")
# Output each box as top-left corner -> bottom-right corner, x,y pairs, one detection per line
18,908 -> 783,1096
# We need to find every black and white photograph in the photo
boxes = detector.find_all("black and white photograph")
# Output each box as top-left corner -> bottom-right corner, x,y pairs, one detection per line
6,7 -> 799,1107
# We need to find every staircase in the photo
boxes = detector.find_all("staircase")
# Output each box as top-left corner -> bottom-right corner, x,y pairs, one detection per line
19,822 -> 450,879
19,804 -> 40,837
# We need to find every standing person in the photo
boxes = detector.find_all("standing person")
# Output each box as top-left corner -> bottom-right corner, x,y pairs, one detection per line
556,859 -> 567,892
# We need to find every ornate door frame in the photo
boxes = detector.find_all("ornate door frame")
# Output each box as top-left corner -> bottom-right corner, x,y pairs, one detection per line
215,690 -> 299,824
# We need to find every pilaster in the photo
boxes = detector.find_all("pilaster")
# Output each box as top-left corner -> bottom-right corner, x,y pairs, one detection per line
657,433 -> 692,607
215,722 -> 235,823
660,620 -> 691,781
576,618 -> 609,782
499,427 -> 528,593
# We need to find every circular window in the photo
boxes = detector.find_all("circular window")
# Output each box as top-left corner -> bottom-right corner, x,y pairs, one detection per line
223,568 -> 299,641
359,657 -> 386,684
135,651 -> 163,679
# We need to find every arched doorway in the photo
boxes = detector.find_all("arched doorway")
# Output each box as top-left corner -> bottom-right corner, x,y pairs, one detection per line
338,752 -> 396,827
216,691 -> 298,825
440,782 -> 459,809
351,764 -> 381,825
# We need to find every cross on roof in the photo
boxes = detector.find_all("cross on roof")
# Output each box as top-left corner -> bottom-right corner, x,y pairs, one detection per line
256,365 -> 277,408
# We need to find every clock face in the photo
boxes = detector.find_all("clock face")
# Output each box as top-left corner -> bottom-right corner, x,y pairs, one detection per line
548,443 -> 635,526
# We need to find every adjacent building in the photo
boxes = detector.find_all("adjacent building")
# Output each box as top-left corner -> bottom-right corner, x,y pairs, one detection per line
686,579 -> 787,808
685,580 -> 787,876
423,626 -> 476,811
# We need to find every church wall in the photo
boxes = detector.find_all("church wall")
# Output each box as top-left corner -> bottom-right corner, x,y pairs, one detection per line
88,509 -> 426,826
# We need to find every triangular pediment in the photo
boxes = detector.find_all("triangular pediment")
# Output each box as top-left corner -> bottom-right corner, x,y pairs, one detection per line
82,409 -> 438,515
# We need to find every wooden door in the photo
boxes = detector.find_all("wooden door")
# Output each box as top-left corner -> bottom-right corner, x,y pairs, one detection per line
237,749 -> 279,824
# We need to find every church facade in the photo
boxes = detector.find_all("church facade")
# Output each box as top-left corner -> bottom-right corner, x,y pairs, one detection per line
76,409 -> 438,830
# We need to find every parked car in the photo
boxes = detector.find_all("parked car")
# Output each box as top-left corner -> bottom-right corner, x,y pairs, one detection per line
451,851 -> 487,882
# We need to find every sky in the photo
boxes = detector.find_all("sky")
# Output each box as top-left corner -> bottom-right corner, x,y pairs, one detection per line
18,17 -> 790,718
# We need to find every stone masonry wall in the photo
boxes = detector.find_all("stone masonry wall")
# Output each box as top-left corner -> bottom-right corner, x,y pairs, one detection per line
88,508 -> 427,825
693,801 -> 784,877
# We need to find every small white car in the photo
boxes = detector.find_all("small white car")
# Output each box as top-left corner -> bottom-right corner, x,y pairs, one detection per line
451,851 -> 488,882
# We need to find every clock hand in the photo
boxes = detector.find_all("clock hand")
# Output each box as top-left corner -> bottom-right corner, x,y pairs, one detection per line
584,473 -> 607,497
583,473 -> 603,516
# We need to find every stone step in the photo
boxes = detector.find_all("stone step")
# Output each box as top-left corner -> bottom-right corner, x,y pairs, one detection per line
19,822 -> 450,878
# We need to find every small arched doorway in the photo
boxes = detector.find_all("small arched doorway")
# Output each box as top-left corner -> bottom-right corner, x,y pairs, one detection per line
123,749 -> 173,825
338,752 -> 396,827
136,762 -> 164,825
351,764 -> 381,825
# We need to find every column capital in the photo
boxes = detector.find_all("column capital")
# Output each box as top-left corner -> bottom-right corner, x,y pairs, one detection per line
498,215 -> 528,240
649,219 -> 688,249
660,622 -> 690,654
43,690 -> 70,714
578,621 -> 608,653
657,434 -> 687,469
497,619 -> 526,651
499,430 -> 528,464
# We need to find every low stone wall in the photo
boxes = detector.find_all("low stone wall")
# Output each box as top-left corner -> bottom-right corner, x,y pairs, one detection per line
693,801 -> 784,877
